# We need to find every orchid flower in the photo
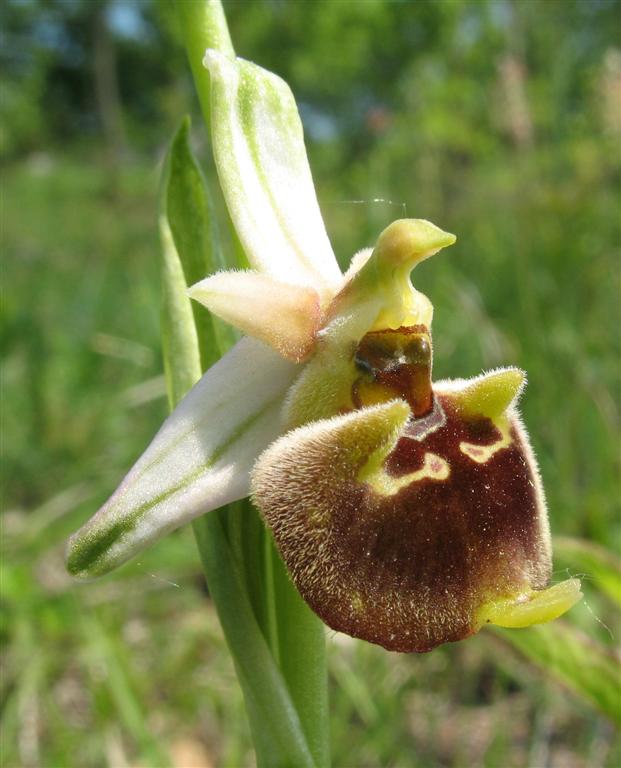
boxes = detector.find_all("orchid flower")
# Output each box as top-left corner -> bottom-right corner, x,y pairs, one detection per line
67,48 -> 580,652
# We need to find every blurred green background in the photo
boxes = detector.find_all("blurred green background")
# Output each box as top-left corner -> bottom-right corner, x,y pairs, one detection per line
2,1 -> 620,766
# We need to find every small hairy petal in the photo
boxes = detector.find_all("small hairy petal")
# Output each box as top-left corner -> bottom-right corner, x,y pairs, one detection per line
188,270 -> 321,362
253,375 -> 573,653
204,49 -> 342,298
67,337 -> 297,578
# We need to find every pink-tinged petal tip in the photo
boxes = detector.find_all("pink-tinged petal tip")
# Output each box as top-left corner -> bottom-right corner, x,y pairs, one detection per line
188,271 -> 321,362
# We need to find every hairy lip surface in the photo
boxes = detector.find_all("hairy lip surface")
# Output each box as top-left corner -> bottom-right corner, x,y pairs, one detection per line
254,393 -> 549,653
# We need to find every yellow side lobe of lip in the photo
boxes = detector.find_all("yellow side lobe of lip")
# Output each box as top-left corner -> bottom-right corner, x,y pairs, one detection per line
478,579 -> 583,628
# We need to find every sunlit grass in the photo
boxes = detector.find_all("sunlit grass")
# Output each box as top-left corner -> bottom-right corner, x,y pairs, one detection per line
2,150 -> 620,766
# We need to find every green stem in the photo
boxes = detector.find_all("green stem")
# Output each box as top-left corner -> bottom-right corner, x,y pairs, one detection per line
175,0 -> 251,275
175,0 -> 234,125
172,2 -> 330,764
193,512 -> 316,768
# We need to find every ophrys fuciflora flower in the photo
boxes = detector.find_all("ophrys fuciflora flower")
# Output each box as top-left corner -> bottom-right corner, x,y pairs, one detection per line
67,49 -> 580,652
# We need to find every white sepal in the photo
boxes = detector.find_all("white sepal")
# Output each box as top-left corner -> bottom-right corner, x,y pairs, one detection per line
204,49 -> 342,299
67,337 -> 298,577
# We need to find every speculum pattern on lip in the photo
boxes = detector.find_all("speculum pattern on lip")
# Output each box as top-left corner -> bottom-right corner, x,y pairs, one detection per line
253,324 -> 552,652
324,398 -> 547,652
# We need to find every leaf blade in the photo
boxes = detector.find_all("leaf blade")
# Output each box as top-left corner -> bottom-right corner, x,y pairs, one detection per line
163,117 -> 237,369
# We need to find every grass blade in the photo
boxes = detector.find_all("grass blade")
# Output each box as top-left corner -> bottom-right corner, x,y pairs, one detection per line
555,536 -> 621,608
494,622 -> 621,725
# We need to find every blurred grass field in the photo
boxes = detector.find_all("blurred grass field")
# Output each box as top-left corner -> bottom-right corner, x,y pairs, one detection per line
2,1 -> 621,766
2,144 -> 620,768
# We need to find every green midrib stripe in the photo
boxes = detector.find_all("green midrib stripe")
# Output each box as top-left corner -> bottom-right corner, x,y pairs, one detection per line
238,67 -> 332,283
68,398 -> 279,574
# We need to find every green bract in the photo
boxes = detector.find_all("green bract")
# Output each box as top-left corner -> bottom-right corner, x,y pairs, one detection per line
67,46 -> 580,651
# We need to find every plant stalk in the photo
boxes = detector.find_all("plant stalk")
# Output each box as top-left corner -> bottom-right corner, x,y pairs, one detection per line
167,4 -> 330,764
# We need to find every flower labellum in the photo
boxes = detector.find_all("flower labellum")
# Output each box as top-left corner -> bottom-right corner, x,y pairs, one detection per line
66,45 -> 580,652
251,219 -> 580,652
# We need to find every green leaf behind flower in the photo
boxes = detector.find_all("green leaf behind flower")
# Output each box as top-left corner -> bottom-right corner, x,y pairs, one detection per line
161,117 -> 237,373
